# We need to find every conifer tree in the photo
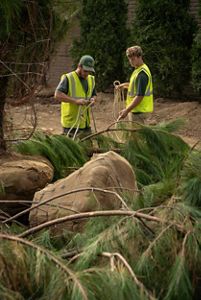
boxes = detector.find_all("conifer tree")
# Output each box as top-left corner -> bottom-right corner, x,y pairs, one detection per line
0,0 -> 71,153
71,0 -> 128,91
131,0 -> 196,96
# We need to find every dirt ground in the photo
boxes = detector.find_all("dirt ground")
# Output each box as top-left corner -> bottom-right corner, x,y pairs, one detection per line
5,93 -> 201,146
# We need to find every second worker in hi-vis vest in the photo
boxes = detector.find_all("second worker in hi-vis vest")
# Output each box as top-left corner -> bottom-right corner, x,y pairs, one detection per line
54,55 -> 96,137
117,45 -> 153,123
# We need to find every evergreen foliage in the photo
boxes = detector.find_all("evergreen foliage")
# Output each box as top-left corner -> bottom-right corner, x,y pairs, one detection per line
131,0 -> 197,96
2,120 -> 201,299
14,133 -> 88,180
71,0 -> 128,91
180,150 -> 201,207
0,0 -> 69,96
119,124 -> 189,186
0,0 -> 77,151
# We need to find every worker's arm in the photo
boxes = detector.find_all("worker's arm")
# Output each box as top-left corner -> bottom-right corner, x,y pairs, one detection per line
115,82 -> 129,90
88,86 -> 97,106
54,90 -> 89,106
118,71 -> 148,119
118,95 -> 143,119
118,82 -> 129,89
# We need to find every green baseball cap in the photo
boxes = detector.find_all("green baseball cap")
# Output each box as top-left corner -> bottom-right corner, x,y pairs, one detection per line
79,55 -> 95,72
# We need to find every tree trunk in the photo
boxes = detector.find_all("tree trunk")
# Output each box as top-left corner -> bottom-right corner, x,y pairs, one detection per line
0,77 -> 8,153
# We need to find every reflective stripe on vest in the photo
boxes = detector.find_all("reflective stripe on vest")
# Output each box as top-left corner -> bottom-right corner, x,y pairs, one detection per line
126,64 -> 153,113
61,71 -> 95,128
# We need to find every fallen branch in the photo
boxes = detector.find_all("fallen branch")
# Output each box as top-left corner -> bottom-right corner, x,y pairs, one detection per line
19,210 -> 167,238
0,209 -> 25,227
140,224 -> 174,259
0,200 -> 79,214
81,127 -> 139,142
102,251 -> 156,300
61,250 -> 80,259
181,230 -> 191,257
3,187 -> 131,224
80,120 -> 146,142
0,233 -> 88,300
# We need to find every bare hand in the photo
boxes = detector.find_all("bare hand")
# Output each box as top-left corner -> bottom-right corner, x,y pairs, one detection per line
116,83 -> 129,90
115,84 -> 121,90
90,97 -> 96,106
115,83 -> 124,90
77,99 -> 89,106
118,108 -> 128,120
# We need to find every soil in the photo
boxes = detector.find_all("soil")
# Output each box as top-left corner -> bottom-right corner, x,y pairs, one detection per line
5,93 -> 201,147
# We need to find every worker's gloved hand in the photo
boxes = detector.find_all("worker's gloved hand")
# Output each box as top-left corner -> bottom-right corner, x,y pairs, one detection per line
77,99 -> 90,106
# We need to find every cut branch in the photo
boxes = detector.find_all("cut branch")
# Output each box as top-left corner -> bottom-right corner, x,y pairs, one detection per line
0,233 -> 88,300
81,127 -> 139,142
3,187 -> 132,224
19,210 -> 169,238
0,200 -> 80,214
80,120 -> 145,142
102,251 -> 156,300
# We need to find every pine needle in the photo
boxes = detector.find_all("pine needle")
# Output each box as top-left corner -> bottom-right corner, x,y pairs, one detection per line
164,232 -> 193,300
15,132 -> 88,179
0,234 -> 88,300
153,118 -> 185,133
180,150 -> 201,207
121,124 -> 189,185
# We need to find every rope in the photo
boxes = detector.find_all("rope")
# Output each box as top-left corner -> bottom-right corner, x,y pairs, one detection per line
112,81 -> 127,142
67,106 -> 82,138
113,80 -> 126,121
91,106 -> 97,132
69,100 -> 97,140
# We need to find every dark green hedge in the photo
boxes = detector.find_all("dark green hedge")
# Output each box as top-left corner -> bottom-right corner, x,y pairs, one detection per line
130,0 -> 197,97
71,0 -> 200,97
71,0 -> 128,91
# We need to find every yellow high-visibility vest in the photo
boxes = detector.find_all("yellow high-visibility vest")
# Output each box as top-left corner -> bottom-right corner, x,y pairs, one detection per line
126,64 -> 153,113
61,71 -> 95,128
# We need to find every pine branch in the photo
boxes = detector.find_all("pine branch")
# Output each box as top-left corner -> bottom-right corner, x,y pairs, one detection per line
164,231 -> 193,300
80,119 -> 144,142
181,231 -> 191,257
81,127 -> 139,142
3,187 -> 132,224
18,210 -> 182,238
140,224 -> 174,259
0,233 -> 88,300
0,200 -> 80,214
101,251 -> 156,300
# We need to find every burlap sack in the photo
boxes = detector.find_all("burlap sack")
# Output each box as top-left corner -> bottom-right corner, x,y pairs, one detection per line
29,151 -> 137,233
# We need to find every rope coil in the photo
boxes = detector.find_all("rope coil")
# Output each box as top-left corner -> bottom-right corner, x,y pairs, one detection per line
113,80 -> 126,121
112,80 -> 127,142
67,100 -> 97,140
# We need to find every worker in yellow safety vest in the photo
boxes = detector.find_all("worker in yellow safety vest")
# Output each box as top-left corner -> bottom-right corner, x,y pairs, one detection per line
54,55 -> 96,137
117,45 -> 153,123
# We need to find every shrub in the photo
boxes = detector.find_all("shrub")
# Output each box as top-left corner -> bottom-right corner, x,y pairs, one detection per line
130,0 -> 197,97
71,0 -> 128,91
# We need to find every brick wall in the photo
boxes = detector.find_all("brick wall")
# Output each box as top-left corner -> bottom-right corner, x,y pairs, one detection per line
47,18 -> 80,87
47,0 -> 201,87
127,0 -> 137,26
